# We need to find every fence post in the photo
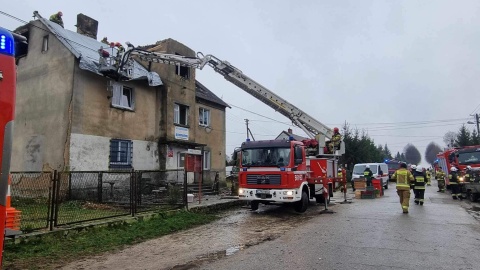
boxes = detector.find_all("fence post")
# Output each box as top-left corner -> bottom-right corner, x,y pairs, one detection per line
184,169 -> 188,210
48,171 -> 57,231
97,172 -> 103,203
130,170 -> 136,217
53,171 -> 62,228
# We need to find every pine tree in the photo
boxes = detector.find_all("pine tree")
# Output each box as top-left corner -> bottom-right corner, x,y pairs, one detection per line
455,125 -> 472,147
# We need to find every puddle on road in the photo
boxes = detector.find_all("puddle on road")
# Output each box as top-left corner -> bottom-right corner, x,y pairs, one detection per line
168,204 -> 323,270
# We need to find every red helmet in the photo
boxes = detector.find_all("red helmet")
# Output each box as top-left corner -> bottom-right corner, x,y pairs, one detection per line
333,127 -> 339,133
115,42 -> 121,47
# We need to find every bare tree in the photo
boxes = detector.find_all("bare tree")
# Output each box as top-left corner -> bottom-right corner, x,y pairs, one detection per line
404,143 -> 421,165
425,142 -> 442,165
443,131 -> 457,148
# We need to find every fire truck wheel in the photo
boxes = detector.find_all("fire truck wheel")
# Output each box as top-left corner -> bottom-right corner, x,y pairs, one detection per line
250,201 -> 259,211
469,192 -> 478,202
294,191 -> 309,213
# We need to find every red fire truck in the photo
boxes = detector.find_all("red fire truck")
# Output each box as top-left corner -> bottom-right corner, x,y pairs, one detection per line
384,159 -> 402,181
0,26 -> 17,267
436,145 -> 480,186
99,43 -> 346,213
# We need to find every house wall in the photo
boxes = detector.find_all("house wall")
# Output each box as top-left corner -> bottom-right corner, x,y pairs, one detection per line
195,101 -> 228,184
12,21 -> 75,171
69,68 -> 160,171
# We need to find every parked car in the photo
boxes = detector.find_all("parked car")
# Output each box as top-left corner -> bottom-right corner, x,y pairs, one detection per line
351,163 -> 389,189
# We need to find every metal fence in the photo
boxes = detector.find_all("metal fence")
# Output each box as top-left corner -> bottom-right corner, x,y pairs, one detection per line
10,170 -> 187,232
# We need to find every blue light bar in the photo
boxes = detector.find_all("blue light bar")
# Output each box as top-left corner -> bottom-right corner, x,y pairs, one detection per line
243,168 -> 248,171
0,27 -> 14,56
280,167 -> 286,171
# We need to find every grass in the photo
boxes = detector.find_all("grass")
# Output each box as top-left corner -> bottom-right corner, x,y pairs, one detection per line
3,210 -> 219,270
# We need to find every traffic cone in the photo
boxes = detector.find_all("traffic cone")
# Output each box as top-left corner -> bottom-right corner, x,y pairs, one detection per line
5,174 -> 21,230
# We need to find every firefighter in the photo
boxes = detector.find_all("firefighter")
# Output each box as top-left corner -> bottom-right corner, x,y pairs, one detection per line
49,11 -> 64,28
436,167 -> 446,192
465,165 -> 473,182
449,167 -> 461,200
338,168 -> 344,192
363,165 -> 373,187
409,165 -> 417,189
101,37 -> 109,45
413,166 -> 427,205
327,127 -> 342,154
391,163 -> 414,213
426,168 -> 432,186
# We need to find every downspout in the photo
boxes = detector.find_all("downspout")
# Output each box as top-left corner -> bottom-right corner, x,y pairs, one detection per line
62,60 -> 75,171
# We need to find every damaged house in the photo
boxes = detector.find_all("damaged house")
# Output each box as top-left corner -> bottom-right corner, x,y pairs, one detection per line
11,13 -> 230,184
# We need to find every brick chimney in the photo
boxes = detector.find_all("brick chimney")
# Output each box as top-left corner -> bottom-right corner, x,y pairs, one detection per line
76,13 -> 98,39
288,128 -> 292,134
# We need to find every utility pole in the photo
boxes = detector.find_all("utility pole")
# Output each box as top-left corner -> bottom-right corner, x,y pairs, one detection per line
475,113 -> 479,135
245,119 -> 255,141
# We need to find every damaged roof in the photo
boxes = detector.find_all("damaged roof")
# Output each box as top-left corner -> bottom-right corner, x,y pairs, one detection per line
195,81 -> 230,108
37,18 -> 162,86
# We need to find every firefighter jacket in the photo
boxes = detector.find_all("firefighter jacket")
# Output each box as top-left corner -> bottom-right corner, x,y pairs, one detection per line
426,170 -> 431,180
465,169 -> 473,182
363,168 -> 373,181
391,168 -> 414,191
413,171 -> 426,190
448,171 -> 459,185
49,14 -> 64,28
337,172 -> 343,180
436,171 -> 445,180
332,134 -> 342,146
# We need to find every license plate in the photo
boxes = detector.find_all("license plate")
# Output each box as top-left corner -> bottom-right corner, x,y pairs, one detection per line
256,190 -> 269,194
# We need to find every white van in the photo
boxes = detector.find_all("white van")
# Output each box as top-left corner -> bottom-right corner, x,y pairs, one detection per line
351,163 -> 389,189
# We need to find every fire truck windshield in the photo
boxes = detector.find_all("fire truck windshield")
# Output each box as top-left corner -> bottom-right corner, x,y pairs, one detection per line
242,147 -> 291,167
457,151 -> 480,165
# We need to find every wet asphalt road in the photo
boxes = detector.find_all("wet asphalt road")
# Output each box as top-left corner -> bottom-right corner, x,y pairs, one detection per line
197,181 -> 480,270
63,180 -> 480,270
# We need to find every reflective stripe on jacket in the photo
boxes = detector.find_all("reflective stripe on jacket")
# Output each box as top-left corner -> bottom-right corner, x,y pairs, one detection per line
392,168 -> 413,190
414,173 -> 426,190
449,172 -> 459,185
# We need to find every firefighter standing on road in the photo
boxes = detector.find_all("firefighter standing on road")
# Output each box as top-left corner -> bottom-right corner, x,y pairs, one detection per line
391,163 -> 414,213
464,166 -> 473,182
413,166 -> 427,205
426,168 -> 432,186
49,11 -> 64,28
363,165 -> 373,187
449,167 -> 462,200
436,167 -> 446,192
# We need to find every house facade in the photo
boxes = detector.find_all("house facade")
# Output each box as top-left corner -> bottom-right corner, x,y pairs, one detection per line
12,14 -> 229,184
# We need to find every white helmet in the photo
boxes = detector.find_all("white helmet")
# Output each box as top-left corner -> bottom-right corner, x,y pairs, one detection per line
366,165 -> 370,169
467,166 -> 472,170
338,168 -> 342,172
450,167 -> 458,172
416,166 -> 423,173
411,165 -> 417,170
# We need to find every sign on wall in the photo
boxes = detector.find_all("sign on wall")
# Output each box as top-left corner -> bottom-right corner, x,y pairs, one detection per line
175,126 -> 189,140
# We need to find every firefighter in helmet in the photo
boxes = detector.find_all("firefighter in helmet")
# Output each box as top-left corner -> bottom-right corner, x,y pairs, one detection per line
49,11 -> 64,28
464,165 -> 473,182
436,167 -> 446,192
449,167 -> 461,200
426,168 -> 432,186
327,127 -> 342,154
391,162 -> 414,213
413,166 -> 427,205
363,165 -> 373,187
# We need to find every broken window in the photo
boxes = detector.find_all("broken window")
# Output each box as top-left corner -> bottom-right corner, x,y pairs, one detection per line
174,103 -> 189,126
112,83 -> 135,110
175,53 -> 190,79
109,139 -> 132,168
199,107 -> 210,127
42,35 -> 48,52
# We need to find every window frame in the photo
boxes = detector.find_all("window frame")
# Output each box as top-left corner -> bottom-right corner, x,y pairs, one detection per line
174,103 -> 189,126
178,152 -> 186,168
42,35 -> 49,52
203,150 -> 211,170
109,139 -> 133,169
199,107 -> 210,127
112,83 -> 135,111
175,53 -> 190,79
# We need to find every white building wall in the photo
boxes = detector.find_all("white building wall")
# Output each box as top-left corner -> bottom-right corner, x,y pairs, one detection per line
70,133 -> 159,171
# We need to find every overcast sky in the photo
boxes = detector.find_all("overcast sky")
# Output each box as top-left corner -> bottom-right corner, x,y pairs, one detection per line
3,0 -> 480,167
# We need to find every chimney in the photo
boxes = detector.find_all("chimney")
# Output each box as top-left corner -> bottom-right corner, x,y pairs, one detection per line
76,13 -> 98,39
288,128 -> 292,134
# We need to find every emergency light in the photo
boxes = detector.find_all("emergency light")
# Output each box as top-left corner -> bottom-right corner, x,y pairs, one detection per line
0,30 -> 14,56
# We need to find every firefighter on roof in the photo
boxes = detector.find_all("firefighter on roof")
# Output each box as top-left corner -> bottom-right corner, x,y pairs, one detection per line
101,37 -> 109,45
49,11 -> 64,28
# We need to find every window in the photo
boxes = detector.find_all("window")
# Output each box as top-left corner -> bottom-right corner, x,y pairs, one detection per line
199,108 -> 210,127
112,83 -> 135,110
42,35 -> 48,52
109,139 -> 132,168
174,103 -> 189,125
203,151 -> 211,170
178,152 -> 185,168
175,53 -> 190,79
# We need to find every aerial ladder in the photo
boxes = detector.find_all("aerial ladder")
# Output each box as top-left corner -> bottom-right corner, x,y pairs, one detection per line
98,43 -> 344,156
